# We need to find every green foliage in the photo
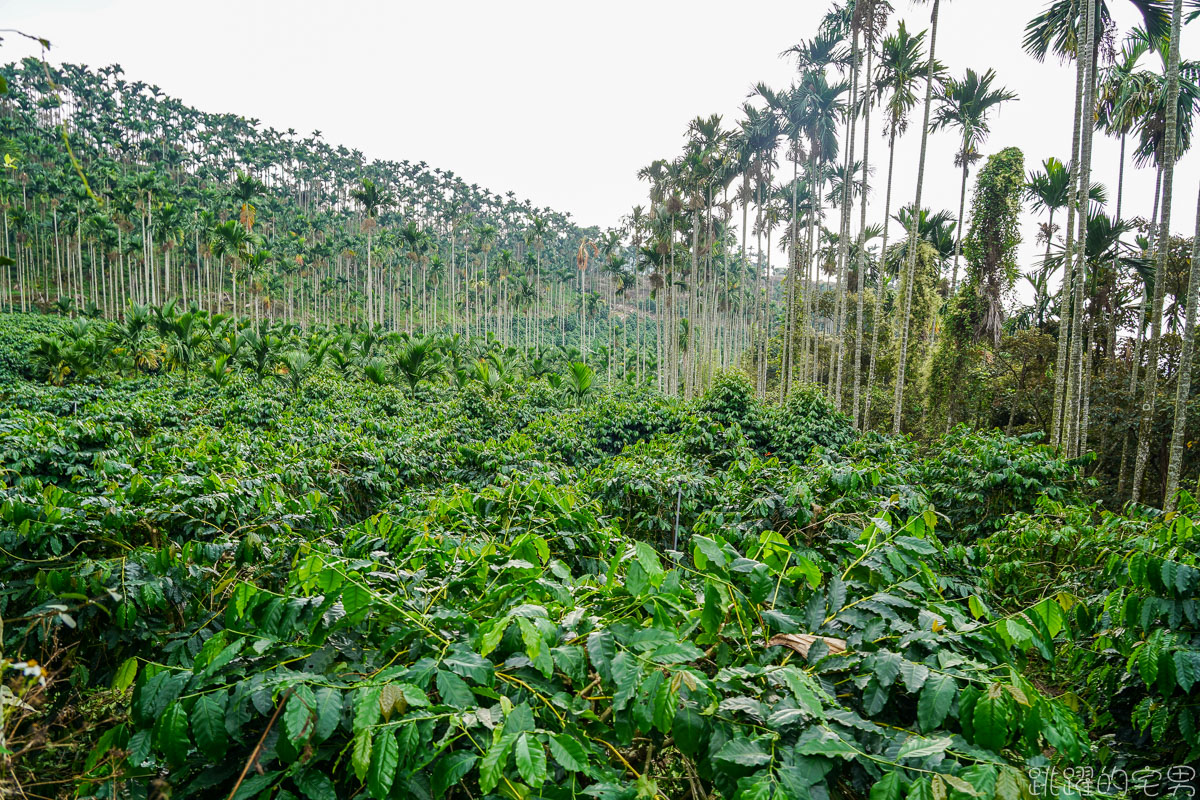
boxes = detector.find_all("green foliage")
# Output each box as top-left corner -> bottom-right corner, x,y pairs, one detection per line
768,385 -> 857,461
979,494 -> 1200,768
563,361 -> 596,404
0,309 -> 1190,797
918,427 -> 1090,539
962,146 -> 1025,347
696,370 -> 771,448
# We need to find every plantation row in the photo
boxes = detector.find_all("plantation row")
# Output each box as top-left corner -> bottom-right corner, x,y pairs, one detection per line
0,311 -> 1196,799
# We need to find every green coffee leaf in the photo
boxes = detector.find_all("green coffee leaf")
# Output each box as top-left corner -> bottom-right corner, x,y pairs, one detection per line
917,673 -> 956,732
367,728 -> 399,799
514,732 -> 547,786
153,701 -> 189,767
549,733 -> 588,772
191,693 -> 228,760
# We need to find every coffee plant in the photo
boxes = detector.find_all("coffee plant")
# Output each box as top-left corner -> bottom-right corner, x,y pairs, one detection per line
0,310 -> 1194,799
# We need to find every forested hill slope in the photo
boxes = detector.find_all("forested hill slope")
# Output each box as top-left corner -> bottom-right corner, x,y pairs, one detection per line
0,58 -> 599,325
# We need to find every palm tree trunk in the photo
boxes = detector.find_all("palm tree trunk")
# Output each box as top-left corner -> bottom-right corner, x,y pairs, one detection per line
892,0 -> 940,435
1065,0 -> 1099,458
834,28 -> 861,410
853,13 -> 876,428
1132,0 -> 1184,504
951,156 -> 968,294
1162,2 -> 1193,510
366,227 -> 374,328
783,158 -> 799,399
864,128 -> 897,430
1050,3 -> 1090,449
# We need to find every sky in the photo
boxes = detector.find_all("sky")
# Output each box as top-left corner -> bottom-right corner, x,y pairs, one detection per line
1,0 -> 1197,277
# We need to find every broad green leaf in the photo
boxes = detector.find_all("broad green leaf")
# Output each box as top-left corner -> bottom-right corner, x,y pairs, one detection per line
191,693 -> 228,760
313,687 -> 342,741
552,645 -> 585,684
740,774 -> 774,800
1175,650 -> 1197,693
480,614 -> 512,657
342,582 -> 372,618
502,703 -> 536,736
796,731 -> 856,759
153,701 -> 189,767
432,751 -> 477,797
713,737 -> 771,767
899,660 -> 930,693
136,670 -> 185,724
354,687 -> 382,734
587,630 -> 616,681
649,641 -> 705,665
112,657 -> 138,692
400,682 -> 430,708
871,771 -> 907,800
443,650 -> 493,684
396,722 -> 419,767
479,733 -> 516,793
284,685 -> 317,745
232,773 -> 278,800
352,729 -> 372,781
869,650 -> 902,688
193,631 -> 229,672
295,771 -> 336,800
517,617 -> 554,677
549,733 -> 588,772
1137,639 -> 1160,687
701,580 -> 724,635
693,535 -> 728,570
941,774 -> 980,797
436,669 -> 475,709
794,556 -> 822,589
673,705 -> 706,755
778,666 -> 826,720
367,729 -> 399,799
863,676 -> 889,716
635,540 -> 664,584
994,768 -> 1023,800
514,732 -> 548,787
610,652 -> 639,711
1031,597 -> 1063,638
917,674 -> 956,732
199,639 -> 245,678
972,689 -> 1011,752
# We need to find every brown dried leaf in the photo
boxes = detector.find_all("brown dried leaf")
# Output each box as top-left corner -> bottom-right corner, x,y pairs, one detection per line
767,633 -> 848,658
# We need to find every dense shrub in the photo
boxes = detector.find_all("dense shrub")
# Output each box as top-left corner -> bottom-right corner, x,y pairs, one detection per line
0,312 -> 66,382
767,385 -> 857,461
695,370 -> 771,448
979,496 -> 1200,769
918,427 -> 1092,539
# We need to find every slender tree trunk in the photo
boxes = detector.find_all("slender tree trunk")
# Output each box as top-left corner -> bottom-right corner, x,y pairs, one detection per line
1132,0 -> 1184,504
853,13 -> 876,428
864,128 -> 898,430
833,29 -> 861,409
1050,6 -> 1090,449
1065,0 -> 1099,458
783,155 -> 799,399
1163,4 -> 1193,510
950,156 -> 968,294
892,0 -> 940,434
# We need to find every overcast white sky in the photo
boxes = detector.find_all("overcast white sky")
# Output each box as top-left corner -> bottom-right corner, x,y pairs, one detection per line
1,0 -> 1197,274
